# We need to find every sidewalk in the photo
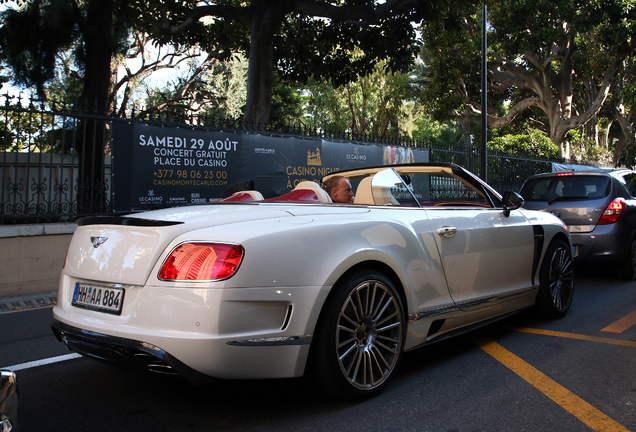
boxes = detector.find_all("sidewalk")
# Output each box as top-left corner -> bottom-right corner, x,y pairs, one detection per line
0,291 -> 57,314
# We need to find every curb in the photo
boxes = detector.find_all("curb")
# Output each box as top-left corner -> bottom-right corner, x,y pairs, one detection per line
0,292 -> 58,314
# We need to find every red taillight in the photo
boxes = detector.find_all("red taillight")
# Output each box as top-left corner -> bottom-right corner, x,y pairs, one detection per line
555,172 -> 574,176
598,198 -> 626,225
159,242 -> 244,281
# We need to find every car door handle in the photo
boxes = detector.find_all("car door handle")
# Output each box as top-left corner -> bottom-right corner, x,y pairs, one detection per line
437,226 -> 457,237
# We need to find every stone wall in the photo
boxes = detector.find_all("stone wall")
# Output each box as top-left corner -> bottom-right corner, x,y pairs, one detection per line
0,223 -> 76,298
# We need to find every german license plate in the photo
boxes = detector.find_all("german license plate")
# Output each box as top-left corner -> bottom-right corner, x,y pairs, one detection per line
72,283 -> 124,315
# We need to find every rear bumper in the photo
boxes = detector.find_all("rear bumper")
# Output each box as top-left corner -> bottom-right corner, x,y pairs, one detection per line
53,276 -> 326,381
52,320 -> 213,383
571,224 -> 631,264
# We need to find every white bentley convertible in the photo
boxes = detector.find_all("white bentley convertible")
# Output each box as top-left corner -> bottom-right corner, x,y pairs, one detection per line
52,163 -> 574,399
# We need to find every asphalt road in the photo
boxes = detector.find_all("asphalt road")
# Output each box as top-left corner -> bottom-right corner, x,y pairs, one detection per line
2,265 -> 635,432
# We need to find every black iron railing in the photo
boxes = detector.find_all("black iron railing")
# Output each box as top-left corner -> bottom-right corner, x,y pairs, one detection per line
0,93 -> 606,224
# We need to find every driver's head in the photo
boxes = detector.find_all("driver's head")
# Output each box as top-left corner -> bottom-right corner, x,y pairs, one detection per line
326,176 -> 354,203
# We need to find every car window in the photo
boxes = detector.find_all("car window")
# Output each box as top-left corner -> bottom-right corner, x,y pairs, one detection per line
370,169 -> 420,206
619,173 -> 636,198
407,172 -> 491,207
364,170 -> 491,208
520,175 -> 610,202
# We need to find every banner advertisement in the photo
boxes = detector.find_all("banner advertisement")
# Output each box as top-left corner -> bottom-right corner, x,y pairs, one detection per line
241,136 -> 392,198
111,122 -> 429,212
242,135 -> 329,198
112,123 -> 242,211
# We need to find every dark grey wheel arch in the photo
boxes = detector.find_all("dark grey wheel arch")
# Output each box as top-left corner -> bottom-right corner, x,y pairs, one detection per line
322,261 -> 409,319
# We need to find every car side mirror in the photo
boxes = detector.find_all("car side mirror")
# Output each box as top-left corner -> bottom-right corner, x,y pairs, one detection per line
502,191 -> 524,217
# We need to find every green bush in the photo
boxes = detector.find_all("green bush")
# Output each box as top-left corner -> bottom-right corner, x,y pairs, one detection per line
488,129 -> 559,158
567,130 -> 613,166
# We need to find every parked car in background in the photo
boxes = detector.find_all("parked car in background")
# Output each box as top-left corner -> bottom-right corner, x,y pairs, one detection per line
52,163 -> 573,400
0,370 -> 18,432
520,169 -> 636,279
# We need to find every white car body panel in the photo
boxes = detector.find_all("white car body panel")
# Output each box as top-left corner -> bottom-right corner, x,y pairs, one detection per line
52,163 -> 572,385
425,208 -> 535,305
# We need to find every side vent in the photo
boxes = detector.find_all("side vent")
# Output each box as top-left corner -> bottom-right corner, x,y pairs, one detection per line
281,305 -> 293,331
532,225 -> 545,285
427,319 -> 446,338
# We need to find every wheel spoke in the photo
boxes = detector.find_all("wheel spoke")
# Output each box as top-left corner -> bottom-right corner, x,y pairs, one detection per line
371,290 -> 387,321
339,340 -> 358,365
376,311 -> 398,329
377,320 -> 401,333
339,303 -> 360,328
374,296 -> 394,324
374,340 -> 399,356
346,296 -> 362,323
368,282 -> 378,318
368,348 -> 387,385
350,348 -> 363,383
337,334 -> 356,349
376,333 -> 400,344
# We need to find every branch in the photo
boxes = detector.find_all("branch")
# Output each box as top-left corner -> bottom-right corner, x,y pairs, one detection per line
491,53 -> 544,95
564,56 -> 620,130
466,96 -> 541,129
141,0 -> 251,35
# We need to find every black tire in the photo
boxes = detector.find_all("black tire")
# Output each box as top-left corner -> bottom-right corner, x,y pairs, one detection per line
308,270 -> 405,400
537,239 -> 575,318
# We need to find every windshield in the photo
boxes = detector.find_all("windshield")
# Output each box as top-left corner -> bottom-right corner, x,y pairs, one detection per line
352,168 -> 494,207
520,175 -> 610,202
370,169 -> 420,207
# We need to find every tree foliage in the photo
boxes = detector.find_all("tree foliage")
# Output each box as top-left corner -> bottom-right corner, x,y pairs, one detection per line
141,0 -> 437,124
488,129 -> 559,159
419,0 -> 636,159
0,0 -> 138,108
0,0 -> 142,211
303,54 -> 414,137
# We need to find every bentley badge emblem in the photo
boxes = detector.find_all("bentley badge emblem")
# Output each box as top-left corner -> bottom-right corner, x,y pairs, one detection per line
91,236 -> 108,248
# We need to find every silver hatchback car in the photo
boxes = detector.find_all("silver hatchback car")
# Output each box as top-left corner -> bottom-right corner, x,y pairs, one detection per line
520,169 -> 636,279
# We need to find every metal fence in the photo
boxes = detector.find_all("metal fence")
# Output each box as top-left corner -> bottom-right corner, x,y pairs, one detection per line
0,94 -> 600,224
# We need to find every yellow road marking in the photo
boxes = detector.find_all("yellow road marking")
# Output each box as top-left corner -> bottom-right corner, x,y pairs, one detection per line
602,310 -> 636,333
470,333 -> 630,432
507,327 -> 636,348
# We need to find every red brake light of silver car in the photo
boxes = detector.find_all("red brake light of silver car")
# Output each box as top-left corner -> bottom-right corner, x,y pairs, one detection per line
598,198 -> 626,225
159,242 -> 244,281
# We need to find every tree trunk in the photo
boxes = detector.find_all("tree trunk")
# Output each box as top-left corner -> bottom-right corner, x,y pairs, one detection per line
244,3 -> 285,125
548,119 -> 570,159
599,120 -> 611,150
615,103 -> 636,163
76,0 -> 115,215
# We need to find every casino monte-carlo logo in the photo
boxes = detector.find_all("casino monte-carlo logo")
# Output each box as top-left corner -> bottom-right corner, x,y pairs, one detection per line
346,146 -> 367,162
139,190 -> 164,203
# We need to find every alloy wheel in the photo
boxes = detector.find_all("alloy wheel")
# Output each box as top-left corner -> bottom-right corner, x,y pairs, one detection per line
549,244 -> 575,312
335,280 -> 404,390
